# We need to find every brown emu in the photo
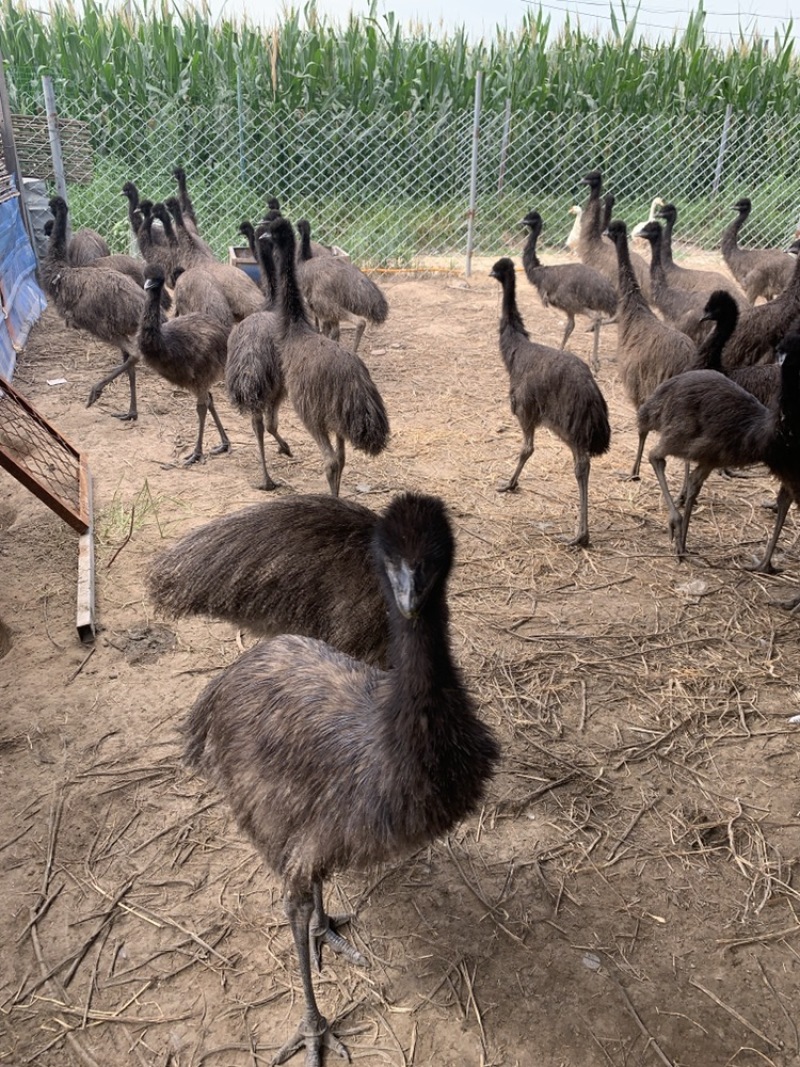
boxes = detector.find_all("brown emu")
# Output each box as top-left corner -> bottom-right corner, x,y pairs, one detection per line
721,197 -> 793,303
521,209 -> 616,371
270,216 -> 389,496
637,332 -> 800,566
605,219 -> 697,478
46,196 -> 145,421
295,219 -> 388,351
489,256 -> 611,547
656,202 -> 746,300
183,492 -> 500,1065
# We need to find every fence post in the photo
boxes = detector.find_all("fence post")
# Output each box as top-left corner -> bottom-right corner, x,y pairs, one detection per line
465,71 -> 483,278
497,97 -> 512,198
712,103 -> 732,196
237,68 -> 247,182
42,76 -> 68,203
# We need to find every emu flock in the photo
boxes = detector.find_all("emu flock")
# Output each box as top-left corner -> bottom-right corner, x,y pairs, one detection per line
36,164 -> 800,1064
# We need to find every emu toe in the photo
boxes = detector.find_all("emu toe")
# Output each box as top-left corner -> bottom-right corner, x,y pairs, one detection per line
110,408 -> 138,422
310,914 -> 368,973
182,450 -> 204,467
272,1014 -> 350,1067
209,440 -> 231,456
258,476 -> 280,491
561,532 -> 590,549
86,384 -> 103,408
743,557 -> 781,576
497,481 -> 519,494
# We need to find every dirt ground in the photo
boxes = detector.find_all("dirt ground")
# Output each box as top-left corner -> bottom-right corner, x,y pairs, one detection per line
2,248 -> 800,1067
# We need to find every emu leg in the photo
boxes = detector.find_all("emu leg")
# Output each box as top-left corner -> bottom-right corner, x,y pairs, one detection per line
745,486 -> 792,574
251,413 -> 278,491
351,318 -> 366,353
309,881 -> 368,973
273,887 -> 350,1067
559,314 -> 575,351
675,464 -> 713,559
206,392 -> 230,455
563,452 -> 590,548
675,460 -> 690,508
625,431 -> 647,481
266,406 -> 292,457
589,316 -> 601,372
649,453 -> 684,549
314,432 -> 343,497
498,429 -> 534,492
87,351 -> 139,421
183,399 -> 208,466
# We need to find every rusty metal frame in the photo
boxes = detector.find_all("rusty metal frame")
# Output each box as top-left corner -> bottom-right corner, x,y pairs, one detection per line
0,374 -> 95,642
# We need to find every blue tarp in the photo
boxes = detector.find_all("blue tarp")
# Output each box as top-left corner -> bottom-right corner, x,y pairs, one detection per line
0,192 -> 46,381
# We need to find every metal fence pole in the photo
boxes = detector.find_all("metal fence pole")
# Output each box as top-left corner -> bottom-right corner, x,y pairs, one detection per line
42,76 -> 68,204
465,71 -> 483,278
712,103 -> 732,196
0,51 -> 37,262
237,68 -> 247,182
497,97 -> 512,198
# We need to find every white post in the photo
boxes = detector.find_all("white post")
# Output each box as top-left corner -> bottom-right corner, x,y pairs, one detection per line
465,71 -> 483,278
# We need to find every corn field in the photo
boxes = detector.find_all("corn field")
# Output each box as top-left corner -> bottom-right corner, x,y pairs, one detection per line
3,0 -> 800,265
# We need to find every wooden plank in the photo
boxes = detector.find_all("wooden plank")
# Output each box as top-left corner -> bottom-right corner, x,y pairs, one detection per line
76,463 -> 95,643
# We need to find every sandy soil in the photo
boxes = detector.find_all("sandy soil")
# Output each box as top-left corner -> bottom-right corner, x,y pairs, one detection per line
2,250 -> 800,1067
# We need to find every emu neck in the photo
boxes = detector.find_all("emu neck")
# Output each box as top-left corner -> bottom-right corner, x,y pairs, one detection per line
384,590 -> 458,724
660,216 -> 675,267
722,211 -> 747,257
584,188 -> 603,242
258,242 -> 278,306
646,232 -> 668,294
155,210 -> 178,248
277,242 -> 311,330
49,207 -> 69,267
498,272 -> 529,351
139,286 -> 165,354
521,229 -> 541,276
298,226 -> 313,262
613,236 -> 645,308
697,317 -> 735,373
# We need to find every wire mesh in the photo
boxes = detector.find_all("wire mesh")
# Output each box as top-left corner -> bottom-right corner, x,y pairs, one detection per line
13,96 -> 800,266
0,376 -> 87,531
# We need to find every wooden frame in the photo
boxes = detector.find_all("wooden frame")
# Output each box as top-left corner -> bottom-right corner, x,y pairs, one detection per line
0,374 -> 95,642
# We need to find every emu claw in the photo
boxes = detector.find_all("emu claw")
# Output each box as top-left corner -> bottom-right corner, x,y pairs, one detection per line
111,410 -> 138,422
272,1015 -> 350,1066
210,441 -> 230,456
182,451 -> 203,467
86,385 -> 102,408
497,482 -> 519,494
310,915 -> 368,973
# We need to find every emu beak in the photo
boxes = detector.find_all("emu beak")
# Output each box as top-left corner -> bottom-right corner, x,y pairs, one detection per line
777,350 -> 787,366
144,278 -> 158,290
387,560 -> 421,619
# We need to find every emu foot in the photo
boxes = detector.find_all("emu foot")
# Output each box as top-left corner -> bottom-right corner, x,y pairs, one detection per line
497,482 -> 519,494
182,450 -> 204,467
310,914 -> 368,973
110,410 -> 138,422
86,385 -> 103,408
770,593 -> 800,613
258,476 -> 280,491
277,440 -> 292,457
743,557 -> 781,576
560,532 -> 590,548
616,471 -> 640,483
272,1014 -> 350,1066
209,441 -> 230,456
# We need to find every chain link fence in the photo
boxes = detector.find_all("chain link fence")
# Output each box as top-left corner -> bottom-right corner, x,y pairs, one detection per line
13,92 -> 800,267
